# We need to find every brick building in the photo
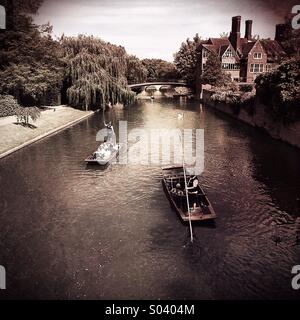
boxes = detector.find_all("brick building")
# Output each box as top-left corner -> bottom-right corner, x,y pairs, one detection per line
197,16 -> 287,85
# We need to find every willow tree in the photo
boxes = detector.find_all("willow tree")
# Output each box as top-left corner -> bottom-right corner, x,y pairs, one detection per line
61,35 -> 145,110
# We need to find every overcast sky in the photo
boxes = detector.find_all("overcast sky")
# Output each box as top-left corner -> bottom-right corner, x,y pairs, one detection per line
36,0 -> 297,61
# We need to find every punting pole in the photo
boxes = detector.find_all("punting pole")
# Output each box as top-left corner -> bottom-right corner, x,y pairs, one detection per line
183,164 -> 194,243
178,116 -> 193,243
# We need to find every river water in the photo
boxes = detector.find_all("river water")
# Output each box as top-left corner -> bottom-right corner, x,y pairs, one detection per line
0,97 -> 300,299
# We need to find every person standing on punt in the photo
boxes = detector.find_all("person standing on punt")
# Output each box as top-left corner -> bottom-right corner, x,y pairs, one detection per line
187,176 -> 199,211
104,121 -> 116,146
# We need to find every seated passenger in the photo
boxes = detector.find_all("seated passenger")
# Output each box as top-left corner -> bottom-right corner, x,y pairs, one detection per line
175,183 -> 184,195
171,183 -> 183,195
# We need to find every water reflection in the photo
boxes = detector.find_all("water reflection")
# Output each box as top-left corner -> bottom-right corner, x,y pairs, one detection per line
0,97 -> 299,299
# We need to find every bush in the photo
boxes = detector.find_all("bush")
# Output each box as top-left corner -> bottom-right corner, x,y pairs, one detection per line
211,89 -> 255,116
255,57 -> 300,123
239,84 -> 254,93
240,91 -> 256,116
0,95 -> 21,117
211,90 -> 240,105
175,87 -> 190,95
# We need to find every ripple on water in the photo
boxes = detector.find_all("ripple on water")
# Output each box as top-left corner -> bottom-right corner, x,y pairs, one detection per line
0,99 -> 299,299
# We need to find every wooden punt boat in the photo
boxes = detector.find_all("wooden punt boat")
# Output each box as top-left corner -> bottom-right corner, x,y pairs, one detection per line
85,143 -> 123,165
162,166 -> 216,222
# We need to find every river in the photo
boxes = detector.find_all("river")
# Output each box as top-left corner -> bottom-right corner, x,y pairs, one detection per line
0,97 -> 300,299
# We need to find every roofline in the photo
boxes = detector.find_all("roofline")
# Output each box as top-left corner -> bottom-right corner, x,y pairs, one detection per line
220,43 -> 240,59
247,39 -> 267,55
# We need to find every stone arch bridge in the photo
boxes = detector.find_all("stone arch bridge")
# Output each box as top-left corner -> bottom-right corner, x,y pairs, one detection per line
128,81 -> 189,92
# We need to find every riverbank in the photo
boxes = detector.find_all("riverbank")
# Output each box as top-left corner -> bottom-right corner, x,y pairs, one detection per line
0,106 -> 94,159
203,89 -> 300,149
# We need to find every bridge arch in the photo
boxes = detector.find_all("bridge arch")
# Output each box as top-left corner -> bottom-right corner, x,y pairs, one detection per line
129,81 -> 189,92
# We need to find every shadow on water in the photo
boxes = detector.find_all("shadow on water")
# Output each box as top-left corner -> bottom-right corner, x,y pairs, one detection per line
249,137 -> 300,219
205,105 -> 300,218
85,163 -> 110,171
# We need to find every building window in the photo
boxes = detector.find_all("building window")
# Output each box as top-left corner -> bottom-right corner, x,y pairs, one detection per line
253,52 -> 262,59
203,49 -> 209,58
250,64 -> 264,73
222,63 -> 240,70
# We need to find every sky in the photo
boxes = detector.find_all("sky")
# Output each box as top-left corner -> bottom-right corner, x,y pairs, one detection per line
35,0 -> 298,61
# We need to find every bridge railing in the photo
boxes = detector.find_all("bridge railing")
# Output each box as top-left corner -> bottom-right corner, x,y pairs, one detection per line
127,79 -> 187,86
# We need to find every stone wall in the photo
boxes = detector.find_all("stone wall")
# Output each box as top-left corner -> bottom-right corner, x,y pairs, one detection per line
202,89 -> 300,149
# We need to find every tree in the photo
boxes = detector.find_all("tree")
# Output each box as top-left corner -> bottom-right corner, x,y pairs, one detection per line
201,52 -> 231,87
61,35 -> 142,110
0,0 -> 63,107
0,62 -> 63,106
0,0 -> 148,112
142,59 -> 178,82
174,33 -> 203,86
6,0 -> 43,14
0,95 -> 21,117
255,57 -> 300,123
278,15 -> 300,57
15,106 -> 41,126
126,55 -> 147,84
0,0 -> 44,31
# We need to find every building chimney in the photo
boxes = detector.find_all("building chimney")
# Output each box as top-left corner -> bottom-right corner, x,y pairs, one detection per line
229,16 -> 241,52
245,20 -> 252,40
275,23 -> 290,42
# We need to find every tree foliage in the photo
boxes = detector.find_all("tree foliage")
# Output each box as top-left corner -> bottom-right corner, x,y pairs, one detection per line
0,94 -> 21,117
0,1 -> 63,107
255,57 -> 300,123
0,1 -> 148,112
0,94 -> 40,124
173,34 -> 203,85
61,35 -> 145,110
142,59 -> 178,82
211,89 -> 255,115
274,15 -> 300,57
15,106 -> 41,125
201,52 -> 231,87
5,0 -> 44,15
126,55 -> 147,84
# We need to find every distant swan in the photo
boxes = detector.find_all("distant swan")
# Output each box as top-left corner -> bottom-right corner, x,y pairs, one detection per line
177,113 -> 184,120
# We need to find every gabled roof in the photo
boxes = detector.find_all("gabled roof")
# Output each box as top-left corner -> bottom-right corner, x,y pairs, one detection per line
208,38 -> 230,47
200,35 -> 286,63
241,41 -> 257,57
202,44 -> 217,53
260,39 -> 286,62
219,43 -> 240,59
219,45 -> 229,56
202,38 -> 241,61
195,39 -> 210,52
